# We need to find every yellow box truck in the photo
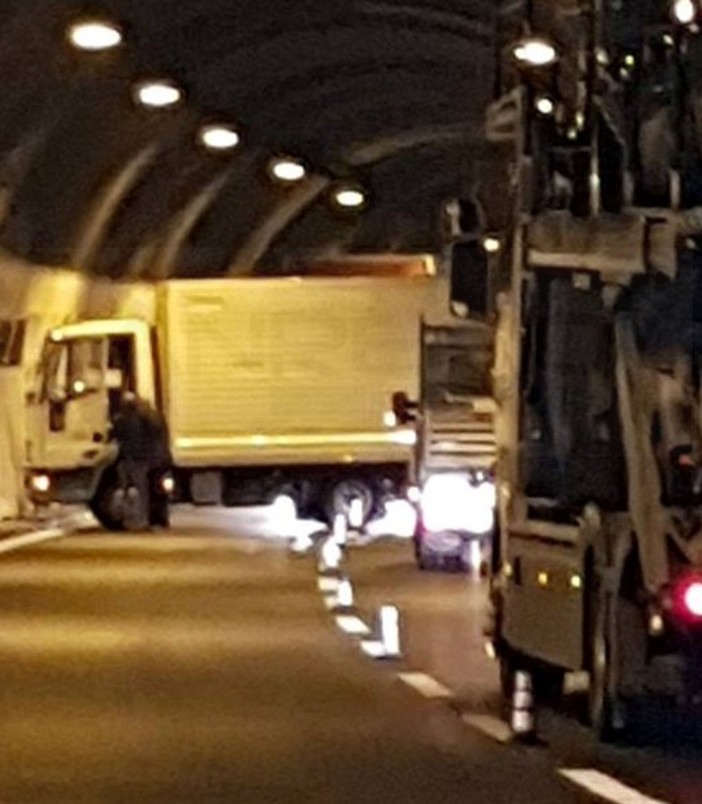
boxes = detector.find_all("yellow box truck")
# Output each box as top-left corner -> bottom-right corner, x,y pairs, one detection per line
25,272 -> 440,529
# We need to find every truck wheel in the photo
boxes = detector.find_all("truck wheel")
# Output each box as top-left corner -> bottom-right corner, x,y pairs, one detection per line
324,478 -> 374,528
499,652 -> 517,700
148,494 -> 170,528
89,468 -> 125,532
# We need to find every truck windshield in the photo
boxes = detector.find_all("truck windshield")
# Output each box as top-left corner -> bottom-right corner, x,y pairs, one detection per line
42,338 -> 105,400
0,319 -> 25,367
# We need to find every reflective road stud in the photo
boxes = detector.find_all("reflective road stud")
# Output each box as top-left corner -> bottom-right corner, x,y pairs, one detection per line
379,605 -> 401,658
333,513 -> 348,547
336,577 -> 354,609
510,670 -> 537,743
349,497 -> 364,529
319,536 -> 342,573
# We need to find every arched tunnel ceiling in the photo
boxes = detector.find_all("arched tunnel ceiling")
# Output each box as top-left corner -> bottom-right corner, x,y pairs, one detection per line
0,1 -> 684,278
0,0 -> 497,276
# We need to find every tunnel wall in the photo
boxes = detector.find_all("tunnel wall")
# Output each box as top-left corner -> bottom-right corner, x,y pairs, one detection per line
0,253 -> 155,519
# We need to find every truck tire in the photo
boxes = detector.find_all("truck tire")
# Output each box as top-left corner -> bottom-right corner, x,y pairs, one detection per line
323,478 -> 375,528
89,468 -> 125,532
148,493 -> 170,528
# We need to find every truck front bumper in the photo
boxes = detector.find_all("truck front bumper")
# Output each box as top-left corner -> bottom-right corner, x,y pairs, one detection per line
26,467 -> 102,506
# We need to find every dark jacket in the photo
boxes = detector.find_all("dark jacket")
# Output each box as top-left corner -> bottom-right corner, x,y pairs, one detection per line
112,397 -> 171,466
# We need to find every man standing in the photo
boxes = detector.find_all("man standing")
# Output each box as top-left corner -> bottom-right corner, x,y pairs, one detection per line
111,392 -> 171,530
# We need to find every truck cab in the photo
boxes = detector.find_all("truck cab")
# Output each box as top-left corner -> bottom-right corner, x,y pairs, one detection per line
26,319 -> 156,517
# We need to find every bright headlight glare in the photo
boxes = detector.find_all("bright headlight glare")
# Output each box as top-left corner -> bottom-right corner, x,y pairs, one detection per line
420,474 -> 495,534
513,37 -> 558,67
673,0 -> 697,25
383,410 -> 398,428
161,475 -> 175,494
390,429 -> 417,446
31,474 -> 51,494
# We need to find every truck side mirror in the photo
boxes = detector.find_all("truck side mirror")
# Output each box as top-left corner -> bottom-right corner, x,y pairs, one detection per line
449,240 -> 491,319
392,391 -> 418,424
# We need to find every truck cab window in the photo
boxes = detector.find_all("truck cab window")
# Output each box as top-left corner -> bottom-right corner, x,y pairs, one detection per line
107,336 -> 136,417
67,339 -> 104,396
0,319 -> 26,367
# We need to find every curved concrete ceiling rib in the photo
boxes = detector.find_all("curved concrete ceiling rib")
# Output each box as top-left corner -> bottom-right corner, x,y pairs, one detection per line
168,150 -> 308,277
89,126 -> 230,278
133,168 -> 235,280
227,175 -> 331,275
264,138 -> 476,263
70,142 -> 161,274
0,0 -> 497,280
102,140 -> 260,280
236,122 -> 480,274
2,80 -> 172,268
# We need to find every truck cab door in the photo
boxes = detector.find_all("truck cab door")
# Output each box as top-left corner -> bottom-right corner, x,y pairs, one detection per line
35,337 -> 114,469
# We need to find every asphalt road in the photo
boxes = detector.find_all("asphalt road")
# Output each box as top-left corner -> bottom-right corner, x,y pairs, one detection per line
0,505 -> 694,802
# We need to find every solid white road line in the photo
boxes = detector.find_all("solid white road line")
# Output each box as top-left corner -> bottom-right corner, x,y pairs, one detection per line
0,527 -> 67,555
335,615 -> 371,636
397,672 -> 452,699
461,713 -> 512,744
559,769 -> 670,804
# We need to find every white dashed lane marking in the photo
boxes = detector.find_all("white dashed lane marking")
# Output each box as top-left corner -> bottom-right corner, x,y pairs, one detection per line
461,713 -> 511,744
397,672 -> 452,699
0,527 -> 67,555
559,769 -> 671,804
335,615 -> 371,636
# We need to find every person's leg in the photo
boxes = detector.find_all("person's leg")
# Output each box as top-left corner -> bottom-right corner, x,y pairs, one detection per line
123,460 -> 150,531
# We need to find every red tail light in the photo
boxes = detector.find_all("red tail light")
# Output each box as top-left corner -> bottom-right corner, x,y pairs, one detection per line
683,581 -> 702,617
673,575 -> 702,621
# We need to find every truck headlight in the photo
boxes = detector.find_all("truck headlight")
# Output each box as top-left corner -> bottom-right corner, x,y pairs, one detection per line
420,474 -> 495,535
160,474 -> 175,495
30,473 -> 51,494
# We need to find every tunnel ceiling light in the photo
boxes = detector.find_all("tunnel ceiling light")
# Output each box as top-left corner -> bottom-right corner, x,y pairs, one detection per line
512,37 -> 558,67
199,124 -> 240,151
269,157 -> 306,183
68,20 -> 123,51
672,0 -> 697,24
333,186 -> 367,209
134,80 -> 183,109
